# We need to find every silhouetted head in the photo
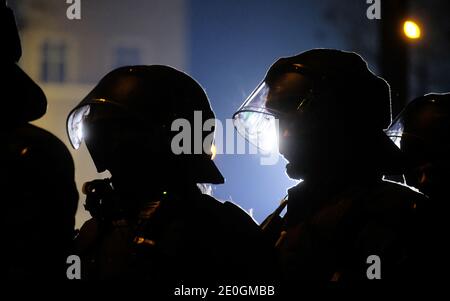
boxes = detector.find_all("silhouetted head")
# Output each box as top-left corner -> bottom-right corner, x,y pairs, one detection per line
67,65 -> 224,195
1,1 -> 46,124
387,93 -> 450,199
234,49 -> 400,181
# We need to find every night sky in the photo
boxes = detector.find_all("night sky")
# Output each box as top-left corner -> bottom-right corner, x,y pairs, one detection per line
189,0 -> 369,222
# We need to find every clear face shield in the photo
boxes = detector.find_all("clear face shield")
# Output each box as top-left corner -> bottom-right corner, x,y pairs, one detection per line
386,100 -> 443,152
67,101 -> 226,184
67,104 -> 91,149
233,69 -> 315,153
233,82 -> 279,153
386,101 -> 450,161
385,116 -> 405,149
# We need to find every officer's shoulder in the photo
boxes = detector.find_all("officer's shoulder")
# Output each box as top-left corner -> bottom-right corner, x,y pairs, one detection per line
8,123 -> 72,158
196,194 -> 260,233
365,179 -> 427,214
23,123 -> 70,150
2,123 -> 75,175
197,193 -> 255,221
377,179 -> 426,201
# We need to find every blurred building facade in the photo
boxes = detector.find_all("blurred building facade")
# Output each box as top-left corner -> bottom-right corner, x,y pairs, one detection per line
12,0 -> 187,227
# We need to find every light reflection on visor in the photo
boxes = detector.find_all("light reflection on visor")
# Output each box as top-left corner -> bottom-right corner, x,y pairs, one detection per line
233,70 -> 315,154
385,117 -> 405,149
67,105 -> 91,149
233,110 -> 279,153
233,82 -> 279,154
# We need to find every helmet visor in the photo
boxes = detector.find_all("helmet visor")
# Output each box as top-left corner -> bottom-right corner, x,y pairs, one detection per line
233,72 -> 314,153
67,104 -> 91,149
385,115 -> 405,149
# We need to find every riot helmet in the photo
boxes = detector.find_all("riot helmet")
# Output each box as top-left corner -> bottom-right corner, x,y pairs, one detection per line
387,93 -> 450,197
233,49 -> 400,179
67,65 -> 224,184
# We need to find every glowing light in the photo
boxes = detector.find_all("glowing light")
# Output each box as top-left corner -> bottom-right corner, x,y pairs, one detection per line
391,135 -> 402,149
20,147 -> 29,156
256,116 -> 279,154
76,122 -> 84,142
68,105 -> 91,149
403,20 -> 421,39
134,237 -> 145,244
134,237 -> 155,246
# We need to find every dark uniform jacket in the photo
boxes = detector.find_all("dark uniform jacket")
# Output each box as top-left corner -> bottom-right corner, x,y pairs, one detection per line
1,123 -> 78,279
75,185 -> 275,283
278,179 -> 427,286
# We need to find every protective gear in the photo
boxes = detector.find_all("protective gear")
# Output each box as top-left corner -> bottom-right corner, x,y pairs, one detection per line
386,93 -> 450,280
67,65 -> 224,184
387,93 -> 450,161
70,65 -> 275,281
235,49 -> 429,286
278,179 -> 427,285
386,93 -> 450,198
1,2 -> 47,123
235,49 -> 403,181
76,185 -> 274,281
233,49 -> 392,153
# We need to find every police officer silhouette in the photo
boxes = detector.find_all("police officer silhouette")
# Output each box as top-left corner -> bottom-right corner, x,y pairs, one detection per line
234,49 -> 427,285
1,1 -> 78,280
68,65 -> 274,281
